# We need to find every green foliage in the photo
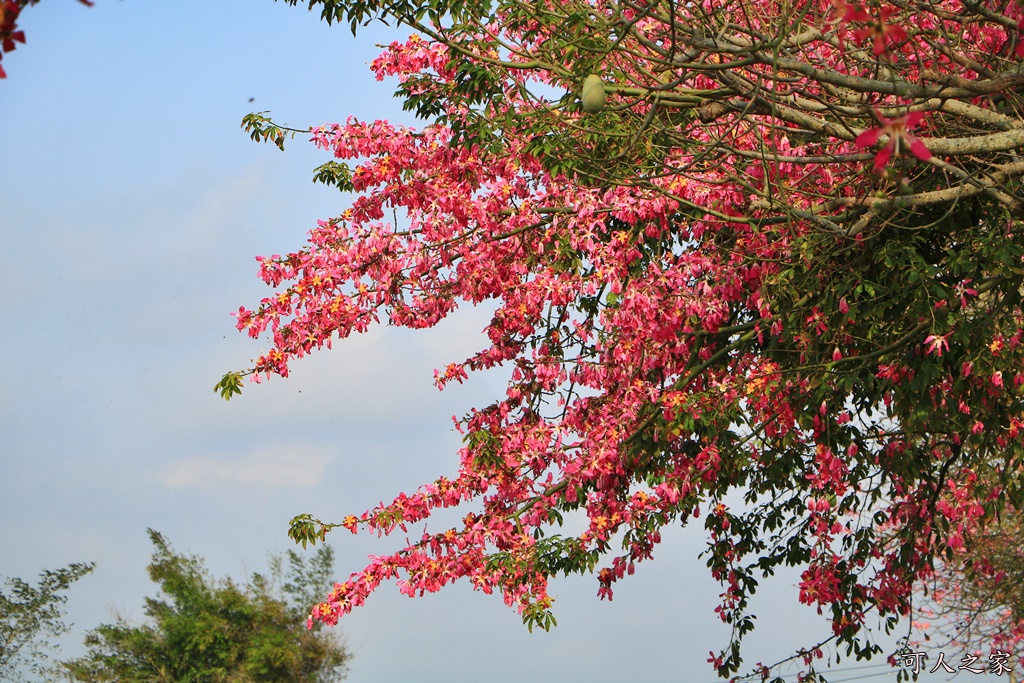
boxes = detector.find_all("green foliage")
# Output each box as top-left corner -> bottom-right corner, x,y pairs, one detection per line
62,530 -> 349,683
276,545 -> 337,617
0,562 -> 95,683
240,112 -> 307,152
214,371 -> 244,400
276,0 -> 494,37
311,160 -> 355,193
288,514 -> 340,549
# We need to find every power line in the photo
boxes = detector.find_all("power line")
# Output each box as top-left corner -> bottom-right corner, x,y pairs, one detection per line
706,661 -> 904,683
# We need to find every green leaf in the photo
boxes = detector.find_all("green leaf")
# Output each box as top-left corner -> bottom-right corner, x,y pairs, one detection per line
214,372 -> 244,401
312,161 -> 355,192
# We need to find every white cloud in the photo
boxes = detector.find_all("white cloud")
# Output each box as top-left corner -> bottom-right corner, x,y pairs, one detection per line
160,445 -> 332,489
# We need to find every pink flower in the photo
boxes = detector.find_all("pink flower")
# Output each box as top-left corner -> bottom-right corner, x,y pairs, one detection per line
923,333 -> 949,357
851,5 -> 908,56
826,0 -> 868,52
805,306 -> 828,335
825,0 -> 865,26
955,279 -> 977,309
855,110 -> 932,172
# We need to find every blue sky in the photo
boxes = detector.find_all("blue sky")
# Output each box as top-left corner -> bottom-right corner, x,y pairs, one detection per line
0,2 -> 997,681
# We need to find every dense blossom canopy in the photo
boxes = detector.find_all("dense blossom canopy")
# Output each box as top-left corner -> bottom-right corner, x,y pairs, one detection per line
222,0 -> 1024,678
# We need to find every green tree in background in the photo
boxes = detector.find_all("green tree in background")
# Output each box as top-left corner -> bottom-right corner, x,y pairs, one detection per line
62,529 -> 349,683
0,561 -> 95,682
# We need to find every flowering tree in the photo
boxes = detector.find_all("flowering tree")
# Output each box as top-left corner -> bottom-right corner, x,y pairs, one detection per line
911,503 -> 1024,675
0,0 -> 94,79
218,0 -> 1024,678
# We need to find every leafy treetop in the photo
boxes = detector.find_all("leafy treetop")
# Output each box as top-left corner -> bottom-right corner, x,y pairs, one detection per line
0,561 -> 94,683
62,530 -> 350,683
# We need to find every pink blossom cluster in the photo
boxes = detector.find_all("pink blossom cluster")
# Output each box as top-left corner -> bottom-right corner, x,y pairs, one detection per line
232,0 -> 1024,674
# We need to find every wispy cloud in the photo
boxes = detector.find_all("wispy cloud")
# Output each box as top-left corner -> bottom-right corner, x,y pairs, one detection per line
160,446 -> 332,489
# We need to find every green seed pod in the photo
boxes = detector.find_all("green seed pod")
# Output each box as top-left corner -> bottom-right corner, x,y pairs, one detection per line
581,74 -> 606,114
